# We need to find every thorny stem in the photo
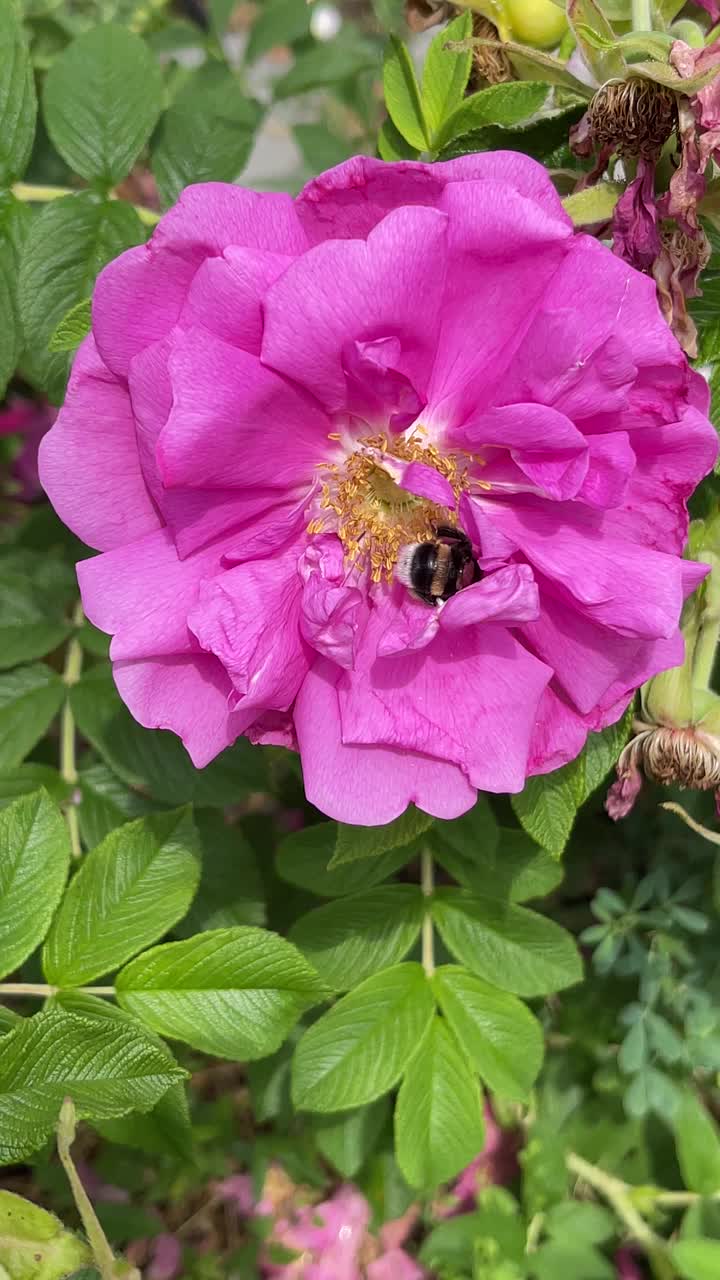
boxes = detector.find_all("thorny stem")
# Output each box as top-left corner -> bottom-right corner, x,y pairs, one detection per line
11,181 -> 161,227
661,801 -> 720,846
421,847 -> 435,977
631,0 -> 653,31
61,603 -> 84,859
567,1153 -> 674,1280
0,984 -> 115,997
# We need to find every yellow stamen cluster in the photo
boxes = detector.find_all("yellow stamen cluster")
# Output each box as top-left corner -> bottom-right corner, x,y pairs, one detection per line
308,431 -> 472,582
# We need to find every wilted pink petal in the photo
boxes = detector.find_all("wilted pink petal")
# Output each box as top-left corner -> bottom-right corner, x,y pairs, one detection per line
612,158 -> 660,271
39,157 -> 717,822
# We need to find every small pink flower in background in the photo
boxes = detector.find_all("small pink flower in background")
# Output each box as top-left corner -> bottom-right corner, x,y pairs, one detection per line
615,1247 -> 645,1279
39,157 -> 716,822
0,395 -> 56,502
147,1233 -> 183,1280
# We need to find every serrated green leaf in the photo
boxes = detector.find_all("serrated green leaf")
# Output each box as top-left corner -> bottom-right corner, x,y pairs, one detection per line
55,991 -> 193,1161
152,64 -> 262,208
571,710 -> 634,804
395,1016 -> 484,1189
383,36 -> 429,152
43,807 -> 201,987
47,297 -> 91,353
511,764 -> 578,860
332,805 -> 433,866
433,81 -> 549,153
116,927 -> 326,1061
0,1189 -> 90,1279
274,33 -> 376,99
70,665 -> 267,807
0,1007 -> 185,1165
0,791 -> 70,981
0,567 -> 72,669
289,886 -> 424,990
0,1 -> 36,184
178,810 -> 265,935
433,816 -> 562,903
433,965 -> 543,1100
276,822 -> 409,898
42,24 -> 163,185
292,963 -> 434,1112
422,10 -> 472,141
674,1091 -> 720,1195
314,1097 -> 389,1178
0,766 -> 70,812
77,762 -> 157,849
18,194 -> 144,402
432,890 -> 582,996
0,665 -> 65,771
0,193 -> 32,400
673,1239 -> 720,1280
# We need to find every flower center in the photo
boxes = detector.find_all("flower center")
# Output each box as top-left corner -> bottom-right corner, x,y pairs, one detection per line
308,431 -> 471,581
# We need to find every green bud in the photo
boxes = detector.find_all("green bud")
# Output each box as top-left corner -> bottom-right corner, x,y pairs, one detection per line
670,20 -> 706,49
0,1190 -> 91,1280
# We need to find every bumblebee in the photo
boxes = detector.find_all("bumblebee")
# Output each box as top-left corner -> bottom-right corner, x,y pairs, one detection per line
396,525 -> 482,607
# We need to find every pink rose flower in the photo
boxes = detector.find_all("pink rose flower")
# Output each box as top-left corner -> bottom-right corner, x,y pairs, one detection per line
39,156 -> 717,822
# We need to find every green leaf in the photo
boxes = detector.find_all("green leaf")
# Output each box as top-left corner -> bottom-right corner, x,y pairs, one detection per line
0,664 -> 65,772
544,1201 -> 615,1247
377,117 -> 420,162
0,766 -> 70,812
395,1016 -> 485,1189
70,665 -> 266,807
47,297 -> 92,353
0,791 -> 70,981
18,194 -> 144,402
422,10 -> 472,141
277,822 -> 410,898
77,762 -> 157,849
434,823 -> 562,903
43,807 -> 201,987
528,1242 -> 615,1280
562,183 -> 623,226
433,965 -> 544,1100
431,890 -> 582,996
571,710 -> 634,803
673,1239 -> 720,1280
152,64 -> 262,209
289,886 -> 424,990
674,1091 -> 720,1195
421,1200 -> 526,1273
314,1097 -> 389,1178
55,991 -> 193,1161
246,0 -> 311,63
567,0 -> 626,82
433,81 -> 549,153
0,565 -> 72,669
116,927 -> 326,1061
0,193 -> 31,400
42,24 -> 163,185
178,809 -> 265,935
332,804 -> 433,866
383,36 -> 429,152
511,765 -> 578,861
292,962 -> 434,1112
0,0 -> 36,184
0,1007 -> 185,1165
0,1190 -> 90,1279
274,33 -> 376,99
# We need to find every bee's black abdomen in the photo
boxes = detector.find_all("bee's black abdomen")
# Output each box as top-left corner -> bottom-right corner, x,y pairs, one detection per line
409,542 -> 439,605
